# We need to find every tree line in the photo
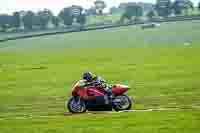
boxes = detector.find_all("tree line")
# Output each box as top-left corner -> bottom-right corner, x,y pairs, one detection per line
121,0 -> 199,22
0,8 -> 86,32
0,0 -> 106,32
0,0 -> 200,32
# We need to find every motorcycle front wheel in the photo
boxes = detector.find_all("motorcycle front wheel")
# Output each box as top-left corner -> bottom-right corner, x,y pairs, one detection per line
67,97 -> 87,113
112,95 -> 132,111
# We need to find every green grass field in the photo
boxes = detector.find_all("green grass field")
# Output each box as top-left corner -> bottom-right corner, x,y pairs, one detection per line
0,20 -> 200,133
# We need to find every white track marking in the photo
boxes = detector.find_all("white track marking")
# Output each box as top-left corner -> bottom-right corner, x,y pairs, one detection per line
0,107 -> 199,121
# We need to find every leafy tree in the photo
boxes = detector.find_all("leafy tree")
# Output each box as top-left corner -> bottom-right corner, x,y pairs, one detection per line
173,1 -> 182,15
37,9 -> 53,29
173,0 -> 194,16
94,0 -> 106,15
121,4 -> 143,22
85,7 -> 96,16
0,14 -> 12,32
70,5 -> 83,17
198,1 -> 200,12
59,6 -> 85,26
147,10 -> 156,20
12,12 -> 21,29
120,13 -> 132,23
22,11 -> 35,30
59,7 -> 73,26
32,15 -> 41,28
182,0 -> 193,15
156,0 -> 172,17
52,16 -> 60,28
76,14 -> 86,25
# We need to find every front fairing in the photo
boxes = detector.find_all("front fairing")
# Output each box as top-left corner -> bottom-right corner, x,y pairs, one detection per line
112,84 -> 130,96
71,80 -> 86,96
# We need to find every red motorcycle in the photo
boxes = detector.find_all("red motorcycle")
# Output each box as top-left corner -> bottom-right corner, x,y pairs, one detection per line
67,79 -> 133,113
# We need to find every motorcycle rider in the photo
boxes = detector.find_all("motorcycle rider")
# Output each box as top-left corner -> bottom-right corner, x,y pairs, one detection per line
74,72 -> 112,102
78,72 -> 107,89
